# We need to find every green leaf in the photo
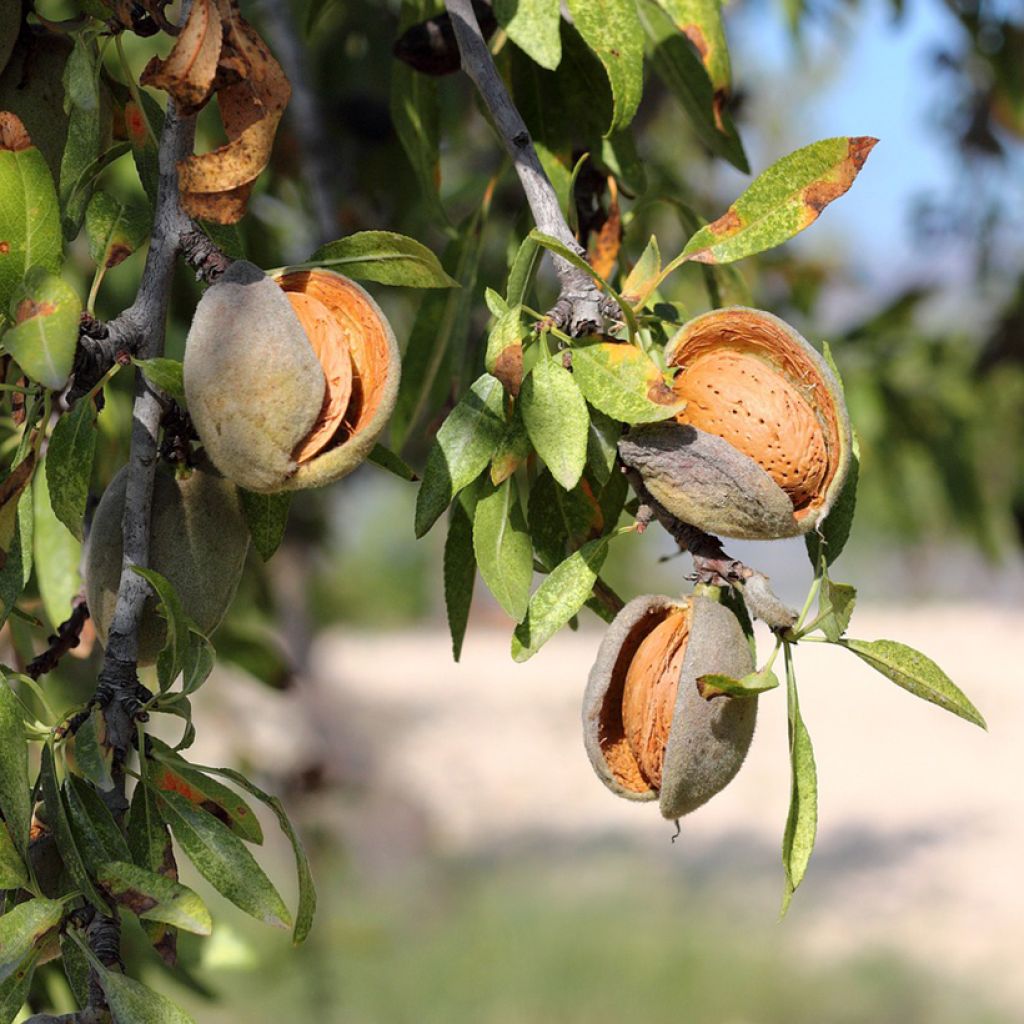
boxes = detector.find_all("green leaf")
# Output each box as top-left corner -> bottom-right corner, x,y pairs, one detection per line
697,665 -> 780,700
2,267 -> 80,389
60,141 -> 130,230
0,898 -> 63,983
0,819 -> 28,889
496,0 -> 562,69
158,790 -> 291,930
148,737 -> 264,844
814,578 -> 856,642
85,190 -> 150,269
512,538 -> 608,661
93,963 -> 197,1024
0,677 -> 31,856
97,861 -> 212,936
391,212 -> 486,448
444,489 -> 476,663
565,0 -> 643,134
0,478 -> 32,631
679,137 -> 878,266
46,397 -> 98,541
621,235 -> 662,311
306,231 -> 457,288
127,778 -> 175,879
484,304 -> 526,392
637,0 -> 748,173
127,92 -> 163,206
837,639 -> 986,728
61,932 -> 90,1010
33,455 -> 82,630
39,744 -> 107,911
520,354 -> 589,490
64,771 -> 132,871
490,408 -> 531,485
73,708 -> 114,792
368,443 -> 418,481
180,630 -> 215,697
506,235 -> 542,307
182,764 -> 317,945
239,489 -> 291,562
806,346 -> 858,568
654,0 -> 732,100
133,357 -> 185,403
0,947 -> 39,1024
58,33 -> 103,238
390,9 -> 446,225
781,648 -> 817,915
414,373 -> 507,538
0,119 -> 62,319
571,339 -> 686,424
473,476 -> 533,622
585,405 -> 622,485
130,566 -> 189,690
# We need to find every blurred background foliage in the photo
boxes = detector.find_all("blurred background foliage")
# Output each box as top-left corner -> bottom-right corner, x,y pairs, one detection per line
3,0 -> 1023,1019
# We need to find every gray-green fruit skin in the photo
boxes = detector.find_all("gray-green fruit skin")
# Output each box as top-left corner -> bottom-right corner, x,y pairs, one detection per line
184,260 -> 324,493
582,592 -> 757,819
183,261 -> 401,493
619,422 -> 801,540
84,462 -> 249,666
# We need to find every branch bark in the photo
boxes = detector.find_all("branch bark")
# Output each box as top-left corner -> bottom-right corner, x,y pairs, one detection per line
444,0 -> 616,335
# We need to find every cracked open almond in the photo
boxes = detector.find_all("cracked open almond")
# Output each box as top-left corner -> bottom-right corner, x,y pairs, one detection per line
619,307 -> 851,540
582,590 -> 757,819
183,260 -> 400,493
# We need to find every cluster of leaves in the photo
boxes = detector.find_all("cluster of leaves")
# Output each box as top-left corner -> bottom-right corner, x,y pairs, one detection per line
394,0 -> 985,913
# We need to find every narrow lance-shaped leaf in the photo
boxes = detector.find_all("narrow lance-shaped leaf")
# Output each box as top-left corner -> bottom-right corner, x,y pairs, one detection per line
621,235 -> 661,311
97,861 -> 213,936
585,405 -> 622,486
368,443 -> 418,482
184,763 -> 318,945
0,899 -> 65,983
63,772 -> 132,872
570,339 -> 687,424
0,470 -> 33,630
0,112 -> 62,319
837,639 -> 986,728
148,737 -> 264,844
444,488 -> 476,663
130,567 -> 189,691
306,231 -> 457,288
654,0 -> 732,121
781,647 -> 817,916
46,397 -> 98,541
512,538 -> 608,662
0,947 -> 40,1023
72,709 -> 114,793
490,409 -> 531,485
414,373 -> 507,538
157,790 -> 291,930
2,267 -> 81,390
565,0 -> 644,134
0,677 -> 31,855
91,960 -> 197,1024
473,476 -> 533,622
0,817 -> 29,889
58,32 -> 103,237
32,462 -> 82,631
812,578 -> 856,643
39,744 -> 107,911
520,354 -> 589,491
678,136 -> 878,266
697,664 -> 780,700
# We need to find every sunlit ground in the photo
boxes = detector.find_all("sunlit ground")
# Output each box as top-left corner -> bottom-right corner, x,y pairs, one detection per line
110,602 -> 1024,1024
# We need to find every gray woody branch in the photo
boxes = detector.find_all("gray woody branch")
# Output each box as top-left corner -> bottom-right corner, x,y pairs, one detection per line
444,0 -> 616,335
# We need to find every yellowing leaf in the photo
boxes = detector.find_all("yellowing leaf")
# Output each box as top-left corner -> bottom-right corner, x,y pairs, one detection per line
140,0 -> 223,114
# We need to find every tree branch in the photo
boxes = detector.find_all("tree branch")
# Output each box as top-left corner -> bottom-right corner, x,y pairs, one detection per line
624,466 -> 797,630
25,594 -> 89,681
444,0 -> 617,335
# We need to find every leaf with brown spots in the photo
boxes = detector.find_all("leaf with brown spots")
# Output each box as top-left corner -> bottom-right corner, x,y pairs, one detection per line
677,136 -> 878,266
621,235 -> 661,311
85,191 -> 151,270
148,737 -> 264,844
139,0 -> 223,115
97,861 -> 213,936
570,339 -> 687,424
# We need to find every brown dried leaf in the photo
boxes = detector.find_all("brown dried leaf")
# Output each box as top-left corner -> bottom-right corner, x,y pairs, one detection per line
139,0 -> 223,115
589,178 -> 622,281
0,112 -> 32,152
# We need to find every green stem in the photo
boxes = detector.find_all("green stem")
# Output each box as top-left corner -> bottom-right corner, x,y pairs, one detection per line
86,265 -> 107,316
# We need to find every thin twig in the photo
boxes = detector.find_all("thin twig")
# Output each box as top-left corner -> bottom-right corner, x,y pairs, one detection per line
25,595 -> 90,681
444,0 -> 616,335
